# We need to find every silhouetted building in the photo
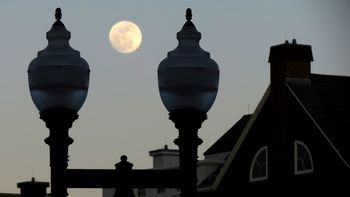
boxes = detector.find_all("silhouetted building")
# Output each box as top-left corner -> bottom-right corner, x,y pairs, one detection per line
103,145 -> 180,197
103,144 -> 225,197
0,178 -> 49,197
105,40 -> 349,197
197,39 -> 350,197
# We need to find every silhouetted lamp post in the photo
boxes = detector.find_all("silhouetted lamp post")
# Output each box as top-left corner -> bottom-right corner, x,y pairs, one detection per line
158,8 -> 220,197
28,8 -> 90,197
26,7 -> 218,197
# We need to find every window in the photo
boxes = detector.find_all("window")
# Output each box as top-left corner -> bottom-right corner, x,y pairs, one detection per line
138,188 -> 145,196
294,140 -> 313,175
157,188 -> 165,194
249,146 -> 268,182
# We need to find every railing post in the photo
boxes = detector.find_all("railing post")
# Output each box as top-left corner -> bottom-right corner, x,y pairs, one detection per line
113,155 -> 135,197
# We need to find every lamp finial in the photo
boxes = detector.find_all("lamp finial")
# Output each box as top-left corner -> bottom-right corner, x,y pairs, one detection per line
186,8 -> 192,21
55,8 -> 62,21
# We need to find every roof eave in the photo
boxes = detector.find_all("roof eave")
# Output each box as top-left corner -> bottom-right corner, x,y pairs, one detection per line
211,87 -> 271,190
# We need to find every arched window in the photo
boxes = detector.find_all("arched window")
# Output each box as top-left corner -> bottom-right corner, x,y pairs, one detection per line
138,188 -> 145,196
249,146 -> 268,182
294,141 -> 313,175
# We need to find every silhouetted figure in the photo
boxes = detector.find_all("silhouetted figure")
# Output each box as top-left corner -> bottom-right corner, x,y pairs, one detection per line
114,155 -> 135,197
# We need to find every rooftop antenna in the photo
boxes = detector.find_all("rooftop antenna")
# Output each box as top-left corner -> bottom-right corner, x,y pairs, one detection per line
293,29 -> 295,39
285,32 -> 287,41
292,29 -> 297,44
285,30 -> 289,44
164,137 -> 168,147
31,170 -> 35,180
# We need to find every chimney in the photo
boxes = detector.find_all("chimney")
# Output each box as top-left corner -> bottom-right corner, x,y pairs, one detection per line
149,145 -> 179,168
17,177 -> 49,197
268,39 -> 313,85
267,40 -> 313,196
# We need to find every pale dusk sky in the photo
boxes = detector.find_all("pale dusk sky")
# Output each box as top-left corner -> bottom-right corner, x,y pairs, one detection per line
0,1 -> 349,196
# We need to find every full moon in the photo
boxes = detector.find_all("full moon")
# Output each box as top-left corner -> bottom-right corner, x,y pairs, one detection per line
109,21 -> 142,54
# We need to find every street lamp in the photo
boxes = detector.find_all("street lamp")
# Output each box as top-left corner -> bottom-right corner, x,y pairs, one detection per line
26,7 -> 217,197
28,8 -> 90,197
158,8 -> 219,197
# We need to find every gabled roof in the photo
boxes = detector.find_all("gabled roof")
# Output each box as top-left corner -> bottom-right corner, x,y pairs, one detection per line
287,74 -> 350,162
204,114 -> 252,156
198,88 -> 271,193
198,74 -> 350,194
197,164 -> 223,191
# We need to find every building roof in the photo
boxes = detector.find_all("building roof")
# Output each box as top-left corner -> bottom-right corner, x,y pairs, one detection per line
198,88 -> 271,194
287,74 -> 350,162
198,73 -> 350,194
198,165 -> 223,189
204,114 -> 252,156
149,145 -> 179,156
204,73 -> 350,162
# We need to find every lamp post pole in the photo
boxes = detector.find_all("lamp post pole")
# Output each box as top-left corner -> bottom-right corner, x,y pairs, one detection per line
170,110 -> 206,197
41,109 -> 77,197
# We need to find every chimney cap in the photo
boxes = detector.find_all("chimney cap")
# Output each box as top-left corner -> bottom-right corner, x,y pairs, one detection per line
268,40 -> 313,62
17,178 -> 49,188
149,145 -> 179,156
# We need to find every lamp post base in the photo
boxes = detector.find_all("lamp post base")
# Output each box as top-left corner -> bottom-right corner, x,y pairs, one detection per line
40,109 -> 78,197
169,109 -> 206,197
